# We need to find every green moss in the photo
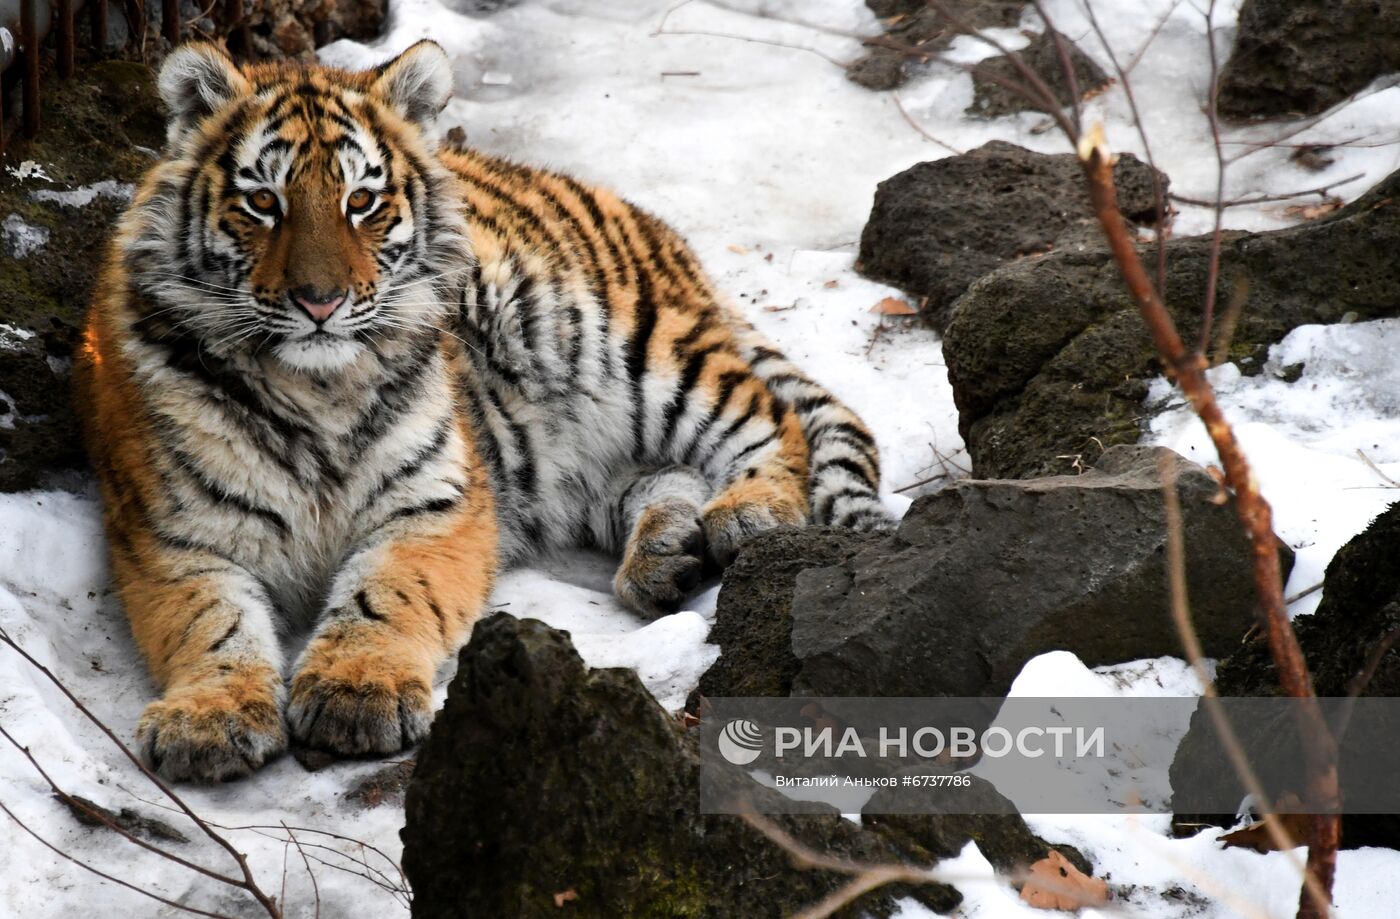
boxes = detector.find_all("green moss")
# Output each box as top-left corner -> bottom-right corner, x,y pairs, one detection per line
0,58 -> 164,490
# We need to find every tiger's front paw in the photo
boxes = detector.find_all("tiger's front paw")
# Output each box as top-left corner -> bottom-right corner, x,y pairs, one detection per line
287,659 -> 433,756
137,677 -> 286,783
703,499 -> 804,568
614,500 -> 706,617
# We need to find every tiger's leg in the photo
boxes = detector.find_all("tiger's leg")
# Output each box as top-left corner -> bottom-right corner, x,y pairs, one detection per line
698,396 -> 811,567
287,485 -> 497,756
591,465 -> 712,617
116,547 -> 286,783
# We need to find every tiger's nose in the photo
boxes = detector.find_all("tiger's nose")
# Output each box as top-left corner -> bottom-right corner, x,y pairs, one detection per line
291,287 -> 347,323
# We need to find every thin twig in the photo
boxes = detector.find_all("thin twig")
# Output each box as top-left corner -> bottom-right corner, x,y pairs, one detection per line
283,822 -> 322,919
0,626 -> 283,919
0,796 -> 237,919
892,94 -> 962,155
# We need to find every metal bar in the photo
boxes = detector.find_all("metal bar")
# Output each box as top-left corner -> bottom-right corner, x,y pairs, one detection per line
19,0 -> 37,137
162,0 -> 177,45
88,0 -> 105,52
55,0 -> 71,77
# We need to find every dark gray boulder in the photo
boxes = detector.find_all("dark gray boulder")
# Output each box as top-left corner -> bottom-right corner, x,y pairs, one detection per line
1170,501 -> 1400,849
402,613 -> 963,918
848,0 -> 1024,91
941,164 -> 1400,480
700,446 -> 1290,701
968,30 -> 1109,118
857,142 -> 1167,331
1219,0 -> 1400,120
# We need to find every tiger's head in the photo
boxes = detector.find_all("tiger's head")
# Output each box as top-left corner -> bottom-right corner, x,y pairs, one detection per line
126,41 -> 467,372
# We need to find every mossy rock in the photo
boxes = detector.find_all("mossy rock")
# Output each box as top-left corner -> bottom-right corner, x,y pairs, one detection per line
0,59 -> 165,490
942,165 -> 1400,479
403,614 -> 964,918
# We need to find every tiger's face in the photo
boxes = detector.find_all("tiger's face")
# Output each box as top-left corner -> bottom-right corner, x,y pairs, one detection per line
130,42 -> 466,372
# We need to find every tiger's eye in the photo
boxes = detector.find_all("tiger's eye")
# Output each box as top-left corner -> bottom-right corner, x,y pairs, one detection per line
248,189 -> 279,215
347,189 -> 374,212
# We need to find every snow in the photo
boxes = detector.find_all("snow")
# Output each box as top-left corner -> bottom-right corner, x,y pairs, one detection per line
30,180 -> 135,208
2,214 -> 49,258
4,0 -> 1400,916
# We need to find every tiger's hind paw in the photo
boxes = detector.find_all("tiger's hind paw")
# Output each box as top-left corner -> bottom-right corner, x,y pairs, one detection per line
614,500 -> 707,617
703,499 -> 803,568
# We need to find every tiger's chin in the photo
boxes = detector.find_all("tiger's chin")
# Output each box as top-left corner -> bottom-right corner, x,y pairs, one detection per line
274,335 -> 365,372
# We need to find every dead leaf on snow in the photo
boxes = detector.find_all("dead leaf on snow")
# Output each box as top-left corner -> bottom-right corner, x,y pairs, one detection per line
1020,850 -> 1109,911
869,297 -> 916,316
1283,199 -> 1343,221
1220,795 -> 1312,853
727,243 -> 750,255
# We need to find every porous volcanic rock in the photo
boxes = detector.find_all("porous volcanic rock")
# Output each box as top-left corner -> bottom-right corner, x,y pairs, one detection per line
848,0 -> 1024,91
402,613 -> 963,918
0,61 -> 166,492
1218,0 -> 1400,120
967,30 -> 1109,118
1170,501 -> 1400,849
941,164 -> 1400,480
699,445 -> 1289,701
857,142 -> 1167,331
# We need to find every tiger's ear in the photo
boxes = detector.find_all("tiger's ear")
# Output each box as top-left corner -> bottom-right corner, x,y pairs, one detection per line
372,41 -> 454,137
158,43 -> 249,144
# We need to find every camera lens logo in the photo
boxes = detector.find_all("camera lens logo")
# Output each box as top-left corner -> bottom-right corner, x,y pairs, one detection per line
718,719 -> 765,766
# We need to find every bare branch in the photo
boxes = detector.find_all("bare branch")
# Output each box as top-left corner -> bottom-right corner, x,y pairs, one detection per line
0,626 -> 283,919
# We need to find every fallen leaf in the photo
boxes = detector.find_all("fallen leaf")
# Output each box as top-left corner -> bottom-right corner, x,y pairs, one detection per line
554,889 -> 579,907
1283,199 -> 1342,221
869,297 -> 916,316
1220,795 -> 1312,853
1020,851 -> 1109,911
823,279 -> 839,289
727,243 -> 750,255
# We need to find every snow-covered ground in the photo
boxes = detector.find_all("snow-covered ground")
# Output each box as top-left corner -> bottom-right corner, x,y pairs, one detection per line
4,0 -> 1400,916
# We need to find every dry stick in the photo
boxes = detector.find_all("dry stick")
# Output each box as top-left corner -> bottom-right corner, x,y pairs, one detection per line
1170,173 -> 1365,209
892,94 -> 963,155
284,822 -> 322,919
0,627 -> 283,919
0,797 -> 237,919
1197,0 -> 1228,353
1079,0 -> 1174,300
1159,455 -> 1328,909
741,812 -> 1133,919
0,724 -> 248,888
740,812 -> 944,919
1080,132 -> 1340,919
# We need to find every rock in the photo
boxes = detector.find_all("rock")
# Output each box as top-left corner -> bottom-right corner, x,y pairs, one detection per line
942,164 -> 1400,480
1170,502 -> 1400,848
865,777 -> 1092,877
0,61 -> 166,492
691,527 -> 884,705
1218,0 -> 1400,120
857,142 -> 1167,332
226,0 -> 387,59
848,0 -> 1024,92
968,30 -> 1110,118
700,446 -> 1289,701
403,614 -> 962,918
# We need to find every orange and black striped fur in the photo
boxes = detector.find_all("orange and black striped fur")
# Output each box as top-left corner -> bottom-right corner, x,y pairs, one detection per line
76,41 -> 890,782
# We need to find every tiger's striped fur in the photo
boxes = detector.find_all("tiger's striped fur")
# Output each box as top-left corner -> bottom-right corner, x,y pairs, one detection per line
76,41 -> 890,782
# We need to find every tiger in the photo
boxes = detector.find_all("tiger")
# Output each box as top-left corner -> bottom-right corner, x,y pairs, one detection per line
75,40 -> 892,782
